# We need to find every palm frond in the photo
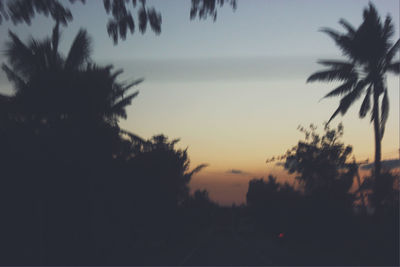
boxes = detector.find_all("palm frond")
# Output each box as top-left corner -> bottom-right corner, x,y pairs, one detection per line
121,78 -> 144,92
328,80 -> 366,123
339,19 -> 356,35
359,85 -> 371,118
307,68 -> 356,83
65,29 -> 91,70
320,28 -> 354,57
113,78 -> 144,100
317,60 -> 354,69
363,3 -> 379,22
51,21 -> 61,65
147,8 -> 161,34
382,16 -> 394,41
322,79 -> 356,99
138,7 -> 147,33
380,89 -> 389,138
103,0 -> 111,13
187,164 -> 208,177
110,69 -> 124,82
328,106 -> 342,124
110,91 -> 139,119
107,20 -> 119,44
386,39 -> 399,64
320,28 -> 341,41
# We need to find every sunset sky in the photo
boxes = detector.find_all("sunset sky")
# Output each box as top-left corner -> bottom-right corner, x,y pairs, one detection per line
0,0 -> 398,205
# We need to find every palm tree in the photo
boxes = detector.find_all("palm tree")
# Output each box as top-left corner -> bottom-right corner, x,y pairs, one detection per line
0,26 -> 144,264
2,22 -> 89,82
307,4 -> 399,183
1,24 -> 141,127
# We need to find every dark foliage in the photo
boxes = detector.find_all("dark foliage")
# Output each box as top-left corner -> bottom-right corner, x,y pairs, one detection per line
190,0 -> 237,21
0,0 -> 236,44
360,170 -> 399,214
283,123 -> 355,198
307,3 -> 399,182
0,3 -> 398,265
261,122 -> 399,265
0,27 -> 209,265
246,176 -> 299,234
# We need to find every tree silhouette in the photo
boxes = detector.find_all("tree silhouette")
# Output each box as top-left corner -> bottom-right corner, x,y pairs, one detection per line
1,25 -> 141,128
0,0 -> 236,44
119,134 -> 208,249
189,189 -> 213,208
190,0 -> 237,21
283,123 -> 355,199
0,27 -> 143,265
307,4 -> 399,184
0,0 -> 159,44
246,176 -> 280,208
246,175 -> 300,239
131,135 -> 207,209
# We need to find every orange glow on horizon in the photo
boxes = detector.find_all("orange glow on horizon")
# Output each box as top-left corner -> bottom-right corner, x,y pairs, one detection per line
189,154 -> 399,205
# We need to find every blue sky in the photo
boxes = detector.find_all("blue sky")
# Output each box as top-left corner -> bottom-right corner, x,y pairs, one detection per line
0,0 -> 399,204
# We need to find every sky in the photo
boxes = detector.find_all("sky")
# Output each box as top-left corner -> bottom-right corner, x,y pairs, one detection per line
0,0 -> 399,205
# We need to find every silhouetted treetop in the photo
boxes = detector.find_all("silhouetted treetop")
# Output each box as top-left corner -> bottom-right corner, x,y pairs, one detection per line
0,0 -> 78,26
308,3 -> 399,130
190,0 -> 237,21
103,0 -> 161,44
129,134 -> 208,207
307,3 -> 399,183
246,176 -> 280,207
246,175 -> 299,229
1,26 -> 141,126
268,123 -> 355,195
0,0 -> 237,44
3,28 -> 91,80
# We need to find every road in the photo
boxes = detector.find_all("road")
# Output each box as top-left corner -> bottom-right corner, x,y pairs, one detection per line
176,209 -> 288,266
178,225 -> 273,265
112,208 -> 293,265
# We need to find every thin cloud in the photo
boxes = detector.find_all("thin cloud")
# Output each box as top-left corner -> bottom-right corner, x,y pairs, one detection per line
227,169 -> 248,175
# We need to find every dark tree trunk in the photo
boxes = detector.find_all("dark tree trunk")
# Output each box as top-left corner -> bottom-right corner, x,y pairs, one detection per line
372,89 -> 381,180
372,88 -> 382,210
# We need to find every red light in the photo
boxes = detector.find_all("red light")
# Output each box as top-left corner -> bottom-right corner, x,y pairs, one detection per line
278,233 -> 284,238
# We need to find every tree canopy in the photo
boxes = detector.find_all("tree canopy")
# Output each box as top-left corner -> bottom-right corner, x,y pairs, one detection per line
272,123 -> 356,196
1,26 -> 141,129
307,3 -> 399,180
0,0 -> 237,44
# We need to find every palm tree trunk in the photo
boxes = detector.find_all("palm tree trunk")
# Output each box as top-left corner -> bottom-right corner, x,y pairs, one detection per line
372,90 -> 382,180
372,88 -> 382,210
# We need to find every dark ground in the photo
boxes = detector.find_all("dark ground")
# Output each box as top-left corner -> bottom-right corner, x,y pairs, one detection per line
99,207 -> 398,266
